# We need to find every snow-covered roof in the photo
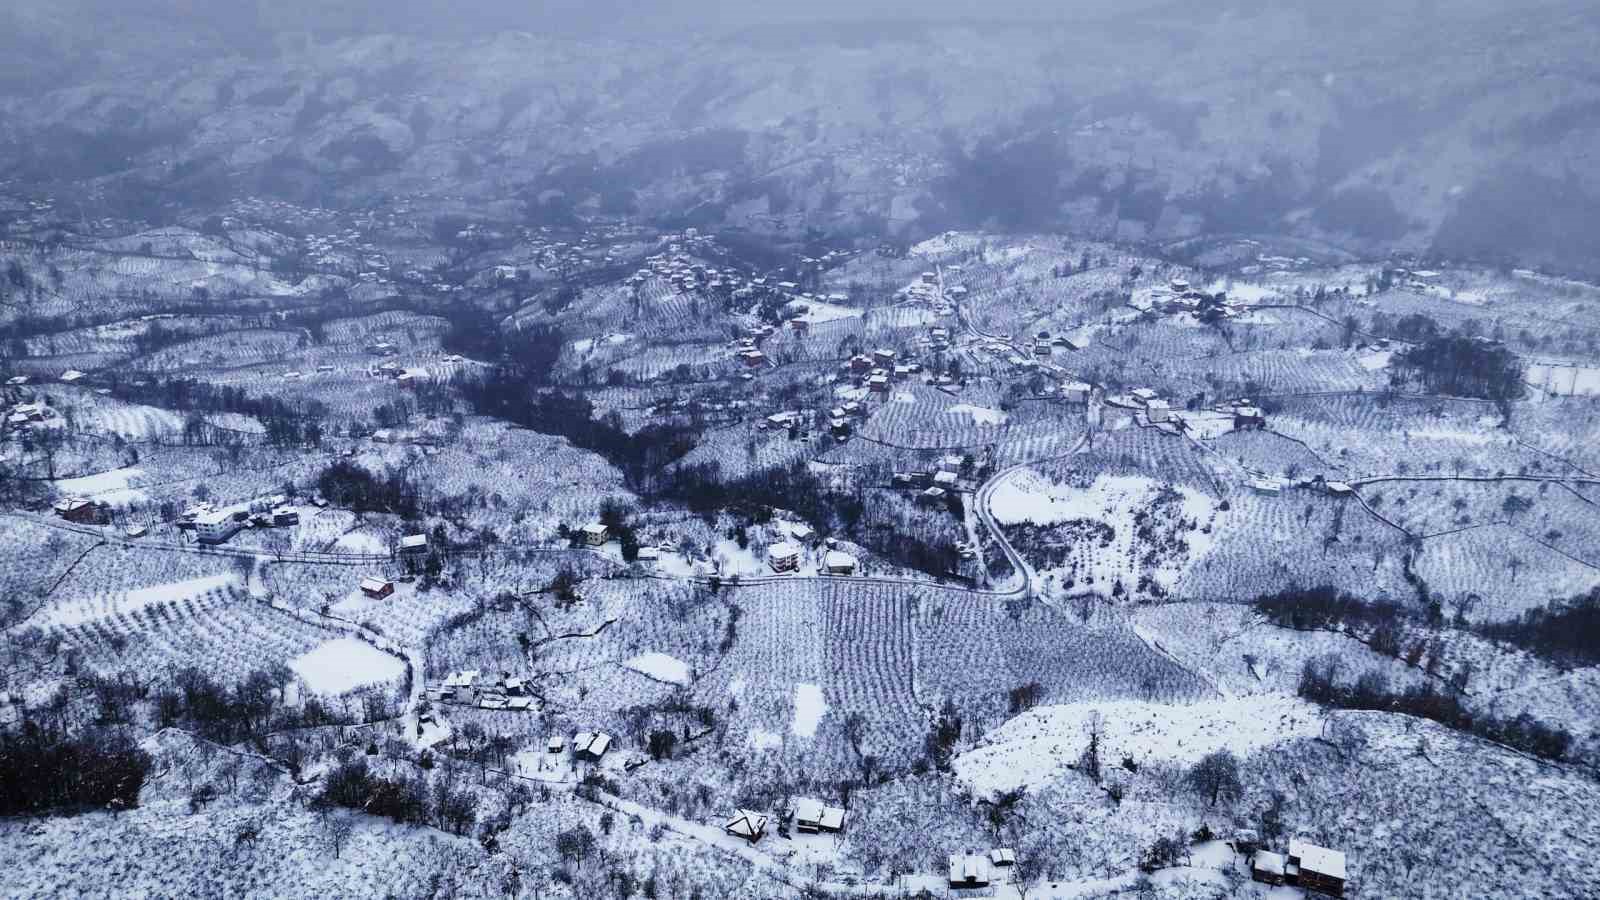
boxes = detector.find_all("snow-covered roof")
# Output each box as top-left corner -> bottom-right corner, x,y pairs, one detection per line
399,533 -> 428,549
725,810 -> 769,839
947,854 -> 990,885
1253,851 -> 1286,875
990,848 -> 1017,866
1289,840 -> 1346,879
769,541 -> 802,561
824,551 -> 856,571
581,522 -> 608,536
360,577 -> 392,593
793,797 -> 846,829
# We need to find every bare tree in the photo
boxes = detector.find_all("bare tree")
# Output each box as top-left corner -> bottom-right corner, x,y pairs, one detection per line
323,812 -> 356,859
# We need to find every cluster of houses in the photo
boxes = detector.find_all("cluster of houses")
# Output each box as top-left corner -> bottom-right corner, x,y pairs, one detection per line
425,670 -> 535,712
1128,276 -> 1241,322
897,266 -> 963,317
4,399 -> 52,431
724,796 -> 848,843
892,454 -> 968,506
176,495 -> 299,545
763,539 -> 858,576
836,347 -> 923,396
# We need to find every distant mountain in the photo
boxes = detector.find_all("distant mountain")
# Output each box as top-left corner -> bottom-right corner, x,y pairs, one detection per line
2,1 -> 1598,272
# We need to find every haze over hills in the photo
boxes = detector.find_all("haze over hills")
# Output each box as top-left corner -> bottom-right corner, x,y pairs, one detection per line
2,0 -> 1598,272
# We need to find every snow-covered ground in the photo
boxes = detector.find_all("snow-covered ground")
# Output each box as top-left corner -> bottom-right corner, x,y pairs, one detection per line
290,638 -> 406,696
954,697 -> 1325,795
791,300 -> 862,324
948,403 -> 1008,425
792,683 -> 828,738
624,652 -> 691,685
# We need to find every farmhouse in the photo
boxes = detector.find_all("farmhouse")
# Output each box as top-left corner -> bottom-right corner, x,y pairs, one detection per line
360,578 -> 395,600
738,349 -> 767,368
1234,405 -> 1267,429
1287,840 -> 1347,897
399,533 -> 429,554
1146,399 -> 1172,423
823,551 -> 857,576
867,373 -> 889,393
194,509 -> 244,545
572,731 -> 613,761
1325,481 -> 1355,496
1061,381 -> 1092,403
933,470 -> 960,489
441,670 -> 481,704
581,523 -> 610,545
272,507 -> 299,526
768,542 -> 803,573
791,797 -> 846,833
990,848 -> 1017,867
52,497 -> 99,524
725,810 -> 769,843
919,486 -> 948,505
947,854 -> 991,889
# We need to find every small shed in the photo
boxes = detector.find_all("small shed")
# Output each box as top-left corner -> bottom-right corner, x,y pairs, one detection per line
990,848 -> 1017,867
360,578 -> 395,600
1252,851 -> 1286,886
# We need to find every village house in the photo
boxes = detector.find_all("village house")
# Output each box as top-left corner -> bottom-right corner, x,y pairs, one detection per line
52,497 -> 100,524
60,369 -> 86,384
919,486 -> 948,506
272,507 -> 299,526
791,797 -> 846,833
947,854 -> 991,889
867,373 -> 889,394
823,551 -> 857,576
1233,405 -> 1267,430
1061,381 -> 1092,403
441,671 -> 481,705
725,810 -> 769,843
572,731 -> 613,761
990,848 -> 1017,868
1287,840 -> 1347,897
873,348 -> 897,366
933,470 -> 960,489
1146,399 -> 1172,423
768,541 -> 802,573
360,577 -> 395,600
581,523 -> 610,546
195,509 -> 244,545
399,533 -> 429,554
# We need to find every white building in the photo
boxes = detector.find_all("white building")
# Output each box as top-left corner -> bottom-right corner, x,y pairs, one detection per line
195,510 -> 243,545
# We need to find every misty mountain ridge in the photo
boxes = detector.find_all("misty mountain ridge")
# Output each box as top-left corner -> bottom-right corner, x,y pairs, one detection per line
2,0 -> 1599,272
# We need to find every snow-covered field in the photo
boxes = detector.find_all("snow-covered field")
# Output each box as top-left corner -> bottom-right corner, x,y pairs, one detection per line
954,697 -> 1325,795
289,638 -> 406,696
624,652 -> 690,685
54,465 -> 148,504
792,683 -> 828,737
32,573 -> 237,630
